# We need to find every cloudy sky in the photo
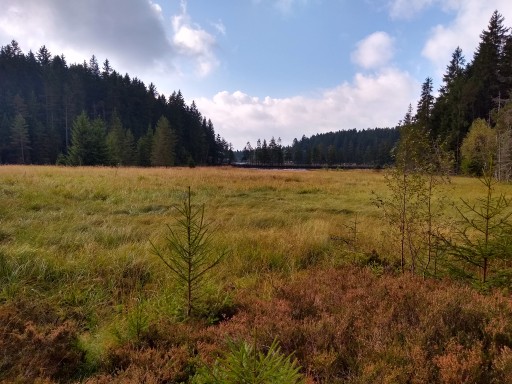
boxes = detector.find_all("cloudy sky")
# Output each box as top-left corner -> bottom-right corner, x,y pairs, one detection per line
2,0 -> 512,149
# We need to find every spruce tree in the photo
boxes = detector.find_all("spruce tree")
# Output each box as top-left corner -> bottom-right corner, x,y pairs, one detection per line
67,112 -> 108,166
416,77 -> 434,133
151,116 -> 176,167
137,126 -> 154,167
10,113 -> 31,164
431,47 -> 467,167
106,111 -> 125,165
468,10 -> 509,120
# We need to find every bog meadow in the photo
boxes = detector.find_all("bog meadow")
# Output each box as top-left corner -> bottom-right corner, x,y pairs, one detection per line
2,165 -> 512,383
5,9 -> 512,383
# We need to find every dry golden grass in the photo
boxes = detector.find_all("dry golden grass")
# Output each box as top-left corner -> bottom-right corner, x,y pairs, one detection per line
2,165 -> 512,382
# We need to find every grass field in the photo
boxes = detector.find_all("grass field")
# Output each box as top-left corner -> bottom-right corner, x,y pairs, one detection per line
2,165 -> 512,383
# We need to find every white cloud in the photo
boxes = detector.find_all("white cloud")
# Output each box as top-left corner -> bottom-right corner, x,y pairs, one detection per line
352,32 -> 395,69
0,0 -> 223,81
0,0 -> 173,71
195,68 -> 419,149
212,20 -> 226,36
421,0 -> 512,79
388,0 -> 436,19
149,0 -> 164,20
171,0 -> 220,77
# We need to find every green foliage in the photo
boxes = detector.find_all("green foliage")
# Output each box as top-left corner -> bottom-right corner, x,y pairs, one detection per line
106,111 -> 136,166
0,41 -> 227,166
111,295 -> 150,345
460,118 -> 497,176
445,167 -> 512,284
493,102 -> 512,181
151,116 -> 176,167
151,187 -> 225,318
193,339 -> 305,384
67,112 -> 108,166
10,113 -> 31,164
136,126 -> 154,167
376,99 -> 451,275
376,165 -> 426,273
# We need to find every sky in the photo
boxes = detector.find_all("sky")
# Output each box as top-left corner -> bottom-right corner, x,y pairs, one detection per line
2,1 -> 512,149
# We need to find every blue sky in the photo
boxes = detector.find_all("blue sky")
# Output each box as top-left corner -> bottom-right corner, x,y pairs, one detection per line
1,1 -> 512,149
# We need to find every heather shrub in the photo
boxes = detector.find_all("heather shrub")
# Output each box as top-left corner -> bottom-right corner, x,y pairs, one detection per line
84,344 -> 194,384
202,266 -> 512,383
0,300 -> 84,382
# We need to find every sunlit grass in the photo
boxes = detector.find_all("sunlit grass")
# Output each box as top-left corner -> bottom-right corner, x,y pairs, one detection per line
2,166 -> 506,280
2,164 -> 512,377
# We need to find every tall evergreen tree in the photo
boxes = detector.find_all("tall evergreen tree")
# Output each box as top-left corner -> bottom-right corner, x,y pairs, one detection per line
494,101 -> 512,181
395,104 -> 429,172
36,45 -> 51,66
106,111 -> 126,165
67,112 -> 108,165
10,113 -> 31,164
137,126 -> 154,167
440,47 -> 466,97
415,77 -> 435,134
0,40 -> 249,166
123,129 -> 136,166
151,116 -> 176,167
467,10 -> 509,120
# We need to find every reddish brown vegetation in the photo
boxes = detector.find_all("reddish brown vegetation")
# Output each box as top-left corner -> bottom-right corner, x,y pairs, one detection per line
0,299 -> 83,383
202,267 -> 512,383
3,266 -> 512,383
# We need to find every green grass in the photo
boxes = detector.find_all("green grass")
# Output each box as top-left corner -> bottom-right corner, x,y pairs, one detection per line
1,165 -> 506,284
2,165 -> 512,382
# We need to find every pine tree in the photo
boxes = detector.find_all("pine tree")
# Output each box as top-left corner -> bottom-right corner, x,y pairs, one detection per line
150,187 -> 226,318
123,129 -> 136,166
101,59 -> 112,78
36,45 -> 51,66
89,55 -> 100,77
106,111 -> 125,165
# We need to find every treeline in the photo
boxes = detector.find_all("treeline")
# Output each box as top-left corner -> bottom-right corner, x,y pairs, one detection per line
408,10 -> 512,175
243,11 -> 512,173
1,41 -> 233,166
241,128 -> 398,166
288,128 -> 397,166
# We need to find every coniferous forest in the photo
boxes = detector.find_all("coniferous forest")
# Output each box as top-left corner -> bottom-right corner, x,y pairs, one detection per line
393,10 -> 512,176
240,128 -> 398,167
242,10 -> 512,173
0,41 -> 233,166
3,10 -> 512,172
